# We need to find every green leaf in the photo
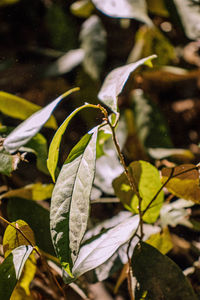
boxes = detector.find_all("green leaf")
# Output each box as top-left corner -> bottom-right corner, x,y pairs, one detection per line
47,103 -> 97,182
3,88 -> 79,154
70,0 -> 94,18
113,160 -> 164,223
7,198 -> 55,256
132,242 -> 198,300
0,245 -> 33,300
132,89 -> 173,149
3,221 -> 36,298
0,151 -> 19,176
25,133 -> 49,174
146,0 -> 169,17
64,215 -> 139,283
0,183 -> 54,201
80,15 -> 106,80
0,0 -> 20,6
98,55 -> 156,115
50,128 -> 98,274
161,164 -> 200,204
91,0 -> 153,26
0,91 -> 57,129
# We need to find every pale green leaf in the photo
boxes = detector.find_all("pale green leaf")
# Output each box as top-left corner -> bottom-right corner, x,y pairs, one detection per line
113,160 -> 164,223
0,91 -> 57,129
132,242 -> 198,300
91,0 -> 153,25
80,15 -> 106,80
47,103 -> 98,182
64,215 -> 139,283
4,88 -> 79,153
50,128 -> 98,274
0,245 -> 33,300
98,55 -> 156,115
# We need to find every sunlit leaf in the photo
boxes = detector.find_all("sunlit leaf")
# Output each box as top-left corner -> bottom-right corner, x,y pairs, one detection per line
160,198 -> 194,228
98,55 -> 156,115
63,215 -> 139,283
0,183 -> 54,201
70,0 -> 94,18
50,128 -> 98,275
165,0 -> 200,40
148,148 -> 194,161
3,88 -> 79,154
162,164 -> 200,204
80,15 -> 106,80
47,103 -> 97,182
3,220 -> 35,257
10,285 -> 34,300
91,0 -> 153,26
45,49 -> 85,77
146,227 -> 173,254
132,89 -> 172,149
0,245 -> 33,300
0,91 -> 57,129
132,242 -> 198,300
7,198 -> 55,255
113,160 -> 164,223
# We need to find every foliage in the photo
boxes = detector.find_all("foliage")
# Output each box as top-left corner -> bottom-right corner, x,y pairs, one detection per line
0,0 -> 200,299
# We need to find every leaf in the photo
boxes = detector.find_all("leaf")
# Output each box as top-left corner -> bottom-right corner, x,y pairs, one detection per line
45,49 -> 85,77
64,215 -> 139,283
91,0 -> 153,26
7,198 -> 55,256
70,0 -> 94,18
132,242 -> 198,300
80,15 -> 106,80
146,227 -> 173,254
165,0 -> 200,40
50,128 -> 98,274
146,0 -> 169,17
161,164 -> 200,204
3,220 -> 36,257
47,103 -> 97,182
3,88 -> 79,154
25,133 -> 49,174
0,151 -> 20,176
0,245 -> 33,300
0,183 -> 54,201
128,26 -> 175,66
160,198 -> 194,228
3,221 -> 36,298
0,91 -> 57,129
148,148 -> 194,160
0,0 -> 20,6
98,55 -> 156,115
113,160 -> 164,223
132,89 -> 173,149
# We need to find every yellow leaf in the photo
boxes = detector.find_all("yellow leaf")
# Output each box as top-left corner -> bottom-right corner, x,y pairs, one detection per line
0,92 -> 57,129
162,164 -> 200,204
146,228 -> 173,254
